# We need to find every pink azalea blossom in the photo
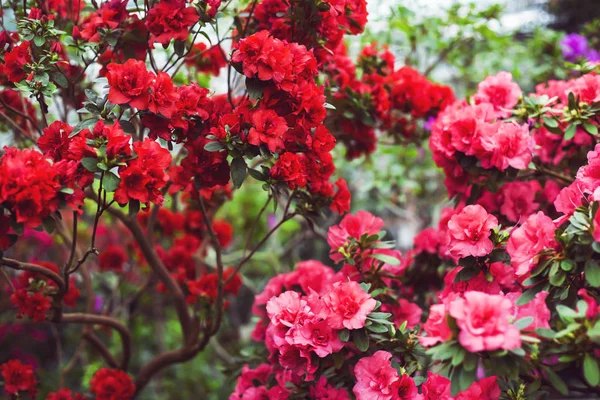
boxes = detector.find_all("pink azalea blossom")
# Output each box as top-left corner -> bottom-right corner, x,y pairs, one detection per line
446,205 -> 498,259
323,281 -> 376,330
419,304 -> 452,347
480,122 -> 534,171
328,211 -> 384,262
506,291 -> 551,331
449,291 -> 521,352
421,372 -> 451,400
455,376 -> 501,400
353,351 -> 399,400
473,72 -> 522,118
506,211 -> 556,277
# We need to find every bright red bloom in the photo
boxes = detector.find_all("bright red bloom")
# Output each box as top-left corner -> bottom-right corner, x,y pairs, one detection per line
89,368 -> 135,400
38,121 -> 74,161
3,42 -> 31,82
212,219 -> 233,248
248,109 -> 288,152
98,245 -> 128,272
270,153 -> 307,189
330,178 -> 351,214
148,72 -> 179,118
106,59 -> 152,109
185,43 -> 227,76
114,139 -> 172,205
0,148 -> 61,228
455,377 -> 501,400
1,360 -> 37,397
145,0 -> 198,46
10,288 -> 51,322
421,372 -> 451,400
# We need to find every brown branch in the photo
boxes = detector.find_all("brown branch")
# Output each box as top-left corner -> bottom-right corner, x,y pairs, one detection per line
62,313 -> 131,370
96,196 -> 193,343
1,257 -> 66,293
83,331 -> 119,369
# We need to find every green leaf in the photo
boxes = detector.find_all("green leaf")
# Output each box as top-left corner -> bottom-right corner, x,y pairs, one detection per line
338,329 -> 350,342
564,124 -> 577,141
366,323 -> 389,333
454,267 -> 480,282
516,282 -> 548,305
584,121 -> 599,136
51,71 -> 68,88
103,171 -> 120,192
463,353 -> 478,371
353,329 -> 369,352
59,187 -> 75,195
367,312 -> 392,320
128,200 -> 140,217
515,317 -> 534,330
245,77 -> 265,100
543,116 -> 559,128
70,118 -> 97,137
247,168 -> 266,181
204,141 -> 224,152
80,157 -> 100,172
543,367 -> 568,395
119,120 -> 135,134
230,157 -> 247,189
583,354 -> 600,387
42,216 -> 56,233
174,40 -> 186,56
535,328 -> 557,339
369,253 -> 400,266
585,259 -> 600,287
33,35 -> 45,47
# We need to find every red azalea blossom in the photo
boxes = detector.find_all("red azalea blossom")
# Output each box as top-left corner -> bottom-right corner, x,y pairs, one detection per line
90,368 -> 135,400
1,360 -> 37,397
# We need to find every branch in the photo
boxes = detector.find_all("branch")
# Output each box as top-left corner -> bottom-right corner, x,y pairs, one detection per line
1,257 -> 66,293
83,331 -> 120,369
62,313 -> 131,370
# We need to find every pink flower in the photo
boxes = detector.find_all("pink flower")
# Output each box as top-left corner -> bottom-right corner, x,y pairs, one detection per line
449,292 -> 521,353
266,291 -> 311,328
385,299 -> 422,329
553,182 -> 585,220
473,72 -> 522,118
277,344 -> 318,379
396,374 -> 420,400
506,291 -> 551,331
506,211 -> 556,277
594,208 -> 600,243
499,181 -> 541,223
353,351 -> 399,400
328,211 -> 385,262
578,289 -> 600,319
323,281 -> 376,330
421,372 -> 451,400
455,376 -> 501,400
413,227 -> 441,254
446,205 -> 498,259
439,268 -> 501,301
291,317 -> 343,358
419,304 -> 452,347
310,377 -> 350,400
480,122 -> 534,171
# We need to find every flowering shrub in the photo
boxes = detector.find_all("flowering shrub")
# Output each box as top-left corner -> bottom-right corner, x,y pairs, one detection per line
0,0 -> 599,398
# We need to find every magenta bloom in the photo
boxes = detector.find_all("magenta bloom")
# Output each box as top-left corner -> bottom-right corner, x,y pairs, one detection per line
324,281 -> 376,330
327,211 -> 385,260
449,291 -> 521,353
419,303 -> 452,347
446,205 -> 498,259
353,351 -> 399,400
506,211 -> 556,277
480,122 -> 534,171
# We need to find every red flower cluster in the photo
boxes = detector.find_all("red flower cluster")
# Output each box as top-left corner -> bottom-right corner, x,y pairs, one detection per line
0,148 -> 61,227
247,0 -> 368,60
46,389 -> 85,400
10,289 -> 52,322
185,43 -> 227,76
1,359 -> 37,397
325,43 -> 455,158
145,0 -> 199,46
89,368 -> 135,400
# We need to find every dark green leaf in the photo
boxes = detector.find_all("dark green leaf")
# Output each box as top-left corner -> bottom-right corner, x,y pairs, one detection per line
455,267 -> 480,282
80,157 -> 100,172
338,329 -> 350,342
246,77 -> 265,100
230,157 -> 247,189
204,141 -> 225,152
543,367 -> 568,395
353,329 -> 369,352
42,216 -> 56,233
564,124 -> 577,141
516,282 -> 548,305
103,171 -> 120,192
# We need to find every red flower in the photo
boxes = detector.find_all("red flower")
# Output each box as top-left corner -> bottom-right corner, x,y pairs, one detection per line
114,139 -> 171,205
248,109 -> 288,152
185,43 -> 227,76
98,245 -> 128,272
1,360 -> 37,397
330,178 -> 351,214
10,288 -> 51,322
212,219 -> 233,248
148,72 -> 179,118
106,59 -> 152,109
270,153 -> 307,189
0,148 -> 61,228
91,120 -> 132,160
145,0 -> 198,46
89,368 -> 135,400
3,42 -> 31,82
38,121 -> 74,161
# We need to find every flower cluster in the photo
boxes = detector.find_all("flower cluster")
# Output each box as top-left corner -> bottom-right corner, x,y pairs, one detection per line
325,43 -> 455,158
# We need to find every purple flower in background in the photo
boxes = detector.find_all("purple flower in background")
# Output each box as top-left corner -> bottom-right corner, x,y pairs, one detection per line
267,214 -> 278,230
94,295 -> 104,313
587,49 -> 600,62
561,33 -> 589,61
